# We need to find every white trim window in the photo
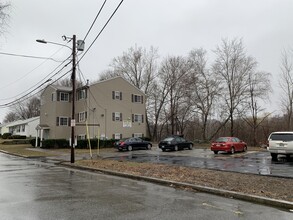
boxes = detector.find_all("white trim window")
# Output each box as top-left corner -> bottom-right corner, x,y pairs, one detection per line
133,133 -> 143,138
78,111 -> 87,122
112,91 -> 122,100
51,92 -> 57,102
112,112 -> 122,121
57,117 -> 69,126
132,114 -> 144,123
60,92 -> 69,102
114,133 -> 121,140
77,89 -> 87,100
78,134 -> 86,140
132,94 -> 143,103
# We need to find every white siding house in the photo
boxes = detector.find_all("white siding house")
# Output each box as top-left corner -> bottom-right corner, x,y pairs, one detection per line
1,117 -> 40,137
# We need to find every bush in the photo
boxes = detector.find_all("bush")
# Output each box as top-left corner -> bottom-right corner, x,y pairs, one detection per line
2,133 -> 12,139
9,135 -> 27,139
76,139 -> 116,149
30,138 -> 41,147
34,138 -> 116,149
41,139 -> 70,149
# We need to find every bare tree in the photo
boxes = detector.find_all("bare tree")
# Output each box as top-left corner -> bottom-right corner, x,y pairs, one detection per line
188,48 -> 220,141
213,38 -> 254,136
109,45 -> 159,94
244,70 -> 272,146
147,79 -> 169,140
55,78 -> 83,88
0,2 -> 10,36
5,96 -> 41,121
3,112 -> 19,123
159,56 -> 191,135
279,49 -> 293,129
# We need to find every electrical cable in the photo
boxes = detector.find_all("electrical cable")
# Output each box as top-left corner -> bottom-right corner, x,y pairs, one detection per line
1,69 -> 73,108
77,0 -> 124,65
0,58 -> 72,102
0,51 -> 63,62
0,47 -> 69,91
83,0 -> 107,42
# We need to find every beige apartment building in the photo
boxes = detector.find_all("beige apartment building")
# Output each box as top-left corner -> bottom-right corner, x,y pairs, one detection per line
38,76 -> 147,141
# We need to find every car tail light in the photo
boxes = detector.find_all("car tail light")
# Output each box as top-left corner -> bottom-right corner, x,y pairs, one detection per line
120,141 -> 125,146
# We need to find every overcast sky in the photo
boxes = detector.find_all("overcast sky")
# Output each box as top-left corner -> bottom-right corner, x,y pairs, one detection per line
0,0 -> 293,122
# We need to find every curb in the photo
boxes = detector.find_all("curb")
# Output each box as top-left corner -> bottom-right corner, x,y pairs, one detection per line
0,150 -> 30,158
61,162 -> 293,210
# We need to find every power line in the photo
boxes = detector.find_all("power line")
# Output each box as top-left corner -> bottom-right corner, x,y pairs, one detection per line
0,69 -> 72,108
0,51 -> 62,62
0,57 -> 72,102
83,0 -> 107,42
0,47 -> 68,91
78,0 -> 124,65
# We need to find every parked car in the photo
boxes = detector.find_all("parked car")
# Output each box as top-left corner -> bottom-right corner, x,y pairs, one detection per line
210,137 -> 247,154
267,131 -> 293,160
114,137 -> 152,151
158,136 -> 193,151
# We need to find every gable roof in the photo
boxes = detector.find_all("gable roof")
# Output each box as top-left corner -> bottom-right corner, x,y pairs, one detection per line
90,76 -> 146,95
3,116 -> 40,128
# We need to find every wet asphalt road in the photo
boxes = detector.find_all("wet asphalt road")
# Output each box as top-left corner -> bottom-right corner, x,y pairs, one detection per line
104,148 -> 293,178
0,153 -> 292,220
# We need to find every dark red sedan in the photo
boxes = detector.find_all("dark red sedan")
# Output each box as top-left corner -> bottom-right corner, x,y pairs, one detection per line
211,137 -> 247,154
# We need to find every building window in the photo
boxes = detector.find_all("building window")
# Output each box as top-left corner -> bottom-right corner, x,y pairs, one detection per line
56,117 -> 69,126
51,93 -> 57,102
78,134 -> 86,140
112,91 -> 122,100
78,111 -> 87,122
112,112 -> 122,121
16,126 -> 20,132
114,133 -> 122,140
133,133 -> 143,138
60,92 -> 69,102
132,94 -> 143,103
21,125 -> 25,132
132,114 -> 144,123
77,89 -> 87,100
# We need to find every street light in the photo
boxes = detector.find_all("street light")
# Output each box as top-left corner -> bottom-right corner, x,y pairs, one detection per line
37,35 -> 84,163
36,39 -> 72,50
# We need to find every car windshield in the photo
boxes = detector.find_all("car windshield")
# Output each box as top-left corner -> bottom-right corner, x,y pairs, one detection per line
270,133 -> 293,142
215,137 -> 229,143
163,137 -> 174,142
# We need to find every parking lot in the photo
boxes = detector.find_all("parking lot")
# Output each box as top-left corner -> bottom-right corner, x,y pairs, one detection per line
102,146 -> 293,178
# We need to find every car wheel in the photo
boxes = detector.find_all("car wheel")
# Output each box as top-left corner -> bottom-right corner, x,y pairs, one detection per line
271,153 -> 278,161
162,149 -> 166,152
230,147 -> 235,154
189,144 -> 193,150
146,144 -> 152,150
243,146 -> 247,152
174,145 -> 178,151
213,151 -> 218,154
127,145 -> 133,151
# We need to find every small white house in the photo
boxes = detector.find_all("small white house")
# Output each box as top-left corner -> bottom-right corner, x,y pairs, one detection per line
1,117 -> 40,137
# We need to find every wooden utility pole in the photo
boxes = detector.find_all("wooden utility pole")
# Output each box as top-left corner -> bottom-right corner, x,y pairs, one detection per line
71,35 -> 76,163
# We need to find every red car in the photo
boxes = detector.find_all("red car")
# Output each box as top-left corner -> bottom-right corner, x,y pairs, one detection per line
211,137 -> 247,154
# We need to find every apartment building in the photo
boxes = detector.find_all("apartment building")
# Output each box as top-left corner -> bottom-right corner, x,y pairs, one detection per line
39,76 -> 147,141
